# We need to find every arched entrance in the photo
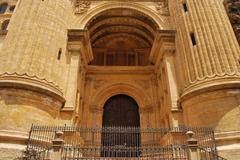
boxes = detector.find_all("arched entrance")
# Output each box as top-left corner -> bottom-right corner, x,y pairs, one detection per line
102,94 -> 140,127
85,8 -> 158,66
101,94 -> 140,157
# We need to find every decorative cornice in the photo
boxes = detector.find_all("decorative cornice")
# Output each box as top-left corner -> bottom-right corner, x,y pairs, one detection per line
149,30 -> 176,65
68,29 -> 86,42
67,29 -> 94,64
0,72 -> 65,103
0,72 -> 61,92
86,65 -> 155,74
179,75 -> 240,103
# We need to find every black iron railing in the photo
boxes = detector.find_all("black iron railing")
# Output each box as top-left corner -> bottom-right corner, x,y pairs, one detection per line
23,125 -> 220,160
199,147 -> 227,160
61,145 -> 189,160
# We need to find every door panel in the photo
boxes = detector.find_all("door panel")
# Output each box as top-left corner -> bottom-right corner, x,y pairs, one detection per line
101,95 -> 141,157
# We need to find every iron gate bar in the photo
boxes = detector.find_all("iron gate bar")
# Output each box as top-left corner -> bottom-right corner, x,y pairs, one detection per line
24,125 -> 219,160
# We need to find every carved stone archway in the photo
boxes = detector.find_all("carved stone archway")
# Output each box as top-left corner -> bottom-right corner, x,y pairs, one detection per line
90,83 -> 152,128
74,2 -> 171,30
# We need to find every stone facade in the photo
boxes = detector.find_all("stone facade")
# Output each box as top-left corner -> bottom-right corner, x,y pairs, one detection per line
0,0 -> 239,160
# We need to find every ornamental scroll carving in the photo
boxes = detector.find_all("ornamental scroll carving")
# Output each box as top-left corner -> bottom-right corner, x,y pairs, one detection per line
155,0 -> 169,16
73,0 -> 91,14
224,0 -> 240,44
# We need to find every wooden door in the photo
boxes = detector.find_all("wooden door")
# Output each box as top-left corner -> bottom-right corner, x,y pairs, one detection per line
101,95 -> 140,157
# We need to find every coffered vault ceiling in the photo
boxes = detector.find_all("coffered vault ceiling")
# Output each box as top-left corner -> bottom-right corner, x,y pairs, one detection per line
86,8 -> 158,66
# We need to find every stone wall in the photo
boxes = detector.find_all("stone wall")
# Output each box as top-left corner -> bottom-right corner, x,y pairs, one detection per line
0,1 -> 239,159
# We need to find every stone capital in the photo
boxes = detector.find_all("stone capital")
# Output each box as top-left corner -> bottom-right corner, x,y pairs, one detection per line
149,30 -> 176,65
67,29 -> 93,64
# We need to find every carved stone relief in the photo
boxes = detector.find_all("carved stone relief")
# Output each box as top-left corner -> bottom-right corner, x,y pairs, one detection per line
155,0 -> 169,16
73,0 -> 91,14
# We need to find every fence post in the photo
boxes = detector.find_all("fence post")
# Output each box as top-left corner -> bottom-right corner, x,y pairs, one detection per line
186,131 -> 201,160
49,131 -> 64,160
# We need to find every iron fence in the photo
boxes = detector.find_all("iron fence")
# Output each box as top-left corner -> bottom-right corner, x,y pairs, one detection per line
61,145 -> 189,160
23,125 -> 219,160
199,147 -> 227,160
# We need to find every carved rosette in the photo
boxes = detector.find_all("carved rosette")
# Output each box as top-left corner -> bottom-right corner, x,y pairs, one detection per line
224,0 -> 240,44
73,0 -> 91,14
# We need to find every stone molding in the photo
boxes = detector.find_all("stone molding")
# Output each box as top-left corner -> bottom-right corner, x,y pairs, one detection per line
0,72 -> 61,93
215,131 -> 240,146
68,29 -> 93,64
74,2 -> 171,29
86,65 -> 155,74
149,30 -> 176,65
0,130 -> 28,145
0,72 -> 65,104
180,75 -> 240,102
90,83 -> 151,110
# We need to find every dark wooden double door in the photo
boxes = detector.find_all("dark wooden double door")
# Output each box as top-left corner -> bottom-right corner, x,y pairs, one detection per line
101,95 -> 141,157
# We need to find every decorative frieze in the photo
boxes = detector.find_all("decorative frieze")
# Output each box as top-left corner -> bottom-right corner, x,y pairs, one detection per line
72,0 -> 169,16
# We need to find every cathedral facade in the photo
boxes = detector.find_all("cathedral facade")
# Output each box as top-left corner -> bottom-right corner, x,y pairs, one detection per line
0,0 -> 239,159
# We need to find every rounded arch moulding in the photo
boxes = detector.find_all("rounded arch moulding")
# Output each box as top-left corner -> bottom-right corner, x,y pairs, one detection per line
90,83 -> 152,111
73,2 -> 171,30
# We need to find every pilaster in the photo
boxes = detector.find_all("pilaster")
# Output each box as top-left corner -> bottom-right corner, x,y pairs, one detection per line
64,39 -> 81,111
62,29 -> 93,115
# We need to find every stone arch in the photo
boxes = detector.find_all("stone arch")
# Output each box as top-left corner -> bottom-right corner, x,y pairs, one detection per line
91,83 -> 150,110
90,83 -> 151,128
74,2 -> 170,30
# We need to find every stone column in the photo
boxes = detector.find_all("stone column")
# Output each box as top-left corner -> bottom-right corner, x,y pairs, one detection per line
168,0 -> 240,97
0,0 -> 74,94
0,1 -> 74,159
168,1 -> 240,159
